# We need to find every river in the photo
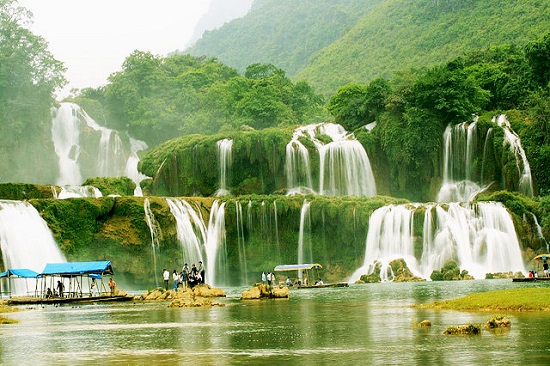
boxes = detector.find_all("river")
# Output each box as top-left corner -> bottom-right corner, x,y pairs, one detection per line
1,279 -> 550,365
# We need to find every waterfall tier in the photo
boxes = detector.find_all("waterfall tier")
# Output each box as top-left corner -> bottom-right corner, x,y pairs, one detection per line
286,123 -> 377,197
0,200 -> 66,295
351,202 -> 526,281
51,103 -> 149,195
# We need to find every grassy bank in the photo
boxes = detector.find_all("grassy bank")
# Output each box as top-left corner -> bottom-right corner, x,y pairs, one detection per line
417,288 -> 550,312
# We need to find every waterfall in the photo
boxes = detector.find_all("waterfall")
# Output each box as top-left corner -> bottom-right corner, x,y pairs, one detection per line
235,202 -> 249,284
0,200 -> 66,295
350,202 -> 526,282
285,123 -> 376,197
125,137 -> 149,196
51,104 -> 82,185
51,103 -> 149,194
144,198 -> 161,287
319,139 -> 377,196
57,185 -> 103,199
215,139 -> 233,196
285,138 -> 314,195
480,127 -> 494,184
437,121 -> 485,202
297,200 -> 312,269
167,198 -> 227,286
204,201 -> 226,287
495,115 -> 534,197
167,198 -> 206,267
524,212 -> 548,252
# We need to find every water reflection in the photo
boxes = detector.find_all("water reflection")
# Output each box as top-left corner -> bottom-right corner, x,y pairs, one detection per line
1,280 -> 550,365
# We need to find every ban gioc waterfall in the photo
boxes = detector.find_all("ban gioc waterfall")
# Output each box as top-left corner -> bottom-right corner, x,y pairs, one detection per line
0,101 -> 545,290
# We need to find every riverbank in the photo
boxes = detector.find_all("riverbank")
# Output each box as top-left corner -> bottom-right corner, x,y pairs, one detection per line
0,302 -> 19,324
416,287 -> 550,311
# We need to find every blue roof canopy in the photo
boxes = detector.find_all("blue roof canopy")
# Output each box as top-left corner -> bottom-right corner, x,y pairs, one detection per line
0,269 -> 39,278
274,264 -> 323,272
40,261 -> 114,276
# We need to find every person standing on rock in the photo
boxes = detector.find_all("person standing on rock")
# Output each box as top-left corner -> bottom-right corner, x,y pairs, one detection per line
172,270 -> 179,291
181,263 -> 189,290
163,268 -> 169,290
198,261 -> 205,284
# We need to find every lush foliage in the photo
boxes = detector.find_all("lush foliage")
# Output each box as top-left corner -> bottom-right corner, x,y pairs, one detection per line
185,0 -> 549,97
0,0 -> 66,183
82,177 -> 136,197
187,0 -> 381,77
76,54 -> 325,146
328,33 -> 550,200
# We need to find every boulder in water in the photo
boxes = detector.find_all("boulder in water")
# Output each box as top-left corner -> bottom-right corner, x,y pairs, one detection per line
241,283 -> 289,300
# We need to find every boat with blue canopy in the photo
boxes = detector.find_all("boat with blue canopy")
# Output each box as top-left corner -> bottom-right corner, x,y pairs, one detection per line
5,261 -> 133,305
0,268 -> 39,298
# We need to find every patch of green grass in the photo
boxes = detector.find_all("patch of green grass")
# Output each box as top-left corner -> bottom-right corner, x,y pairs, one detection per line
417,288 -> 550,311
0,315 -> 18,324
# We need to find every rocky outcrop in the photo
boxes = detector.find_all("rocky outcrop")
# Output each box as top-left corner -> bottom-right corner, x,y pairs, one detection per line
140,284 -> 226,307
358,259 -> 424,283
241,283 -> 289,300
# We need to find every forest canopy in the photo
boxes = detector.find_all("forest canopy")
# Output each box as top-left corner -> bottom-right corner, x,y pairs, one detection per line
76,53 -> 326,146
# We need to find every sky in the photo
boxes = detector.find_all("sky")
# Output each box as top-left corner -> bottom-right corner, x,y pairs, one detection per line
18,0 -> 212,98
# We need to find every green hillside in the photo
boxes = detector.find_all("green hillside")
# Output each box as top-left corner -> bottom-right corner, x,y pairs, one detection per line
186,0 -> 382,77
187,0 -> 550,97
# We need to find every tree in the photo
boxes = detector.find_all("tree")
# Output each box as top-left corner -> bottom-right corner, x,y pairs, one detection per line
525,32 -> 550,87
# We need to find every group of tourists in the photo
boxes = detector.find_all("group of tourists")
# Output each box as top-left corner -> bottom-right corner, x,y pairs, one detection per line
163,261 -> 205,291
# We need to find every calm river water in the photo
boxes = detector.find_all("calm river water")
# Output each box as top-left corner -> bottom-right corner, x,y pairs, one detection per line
1,279 -> 550,365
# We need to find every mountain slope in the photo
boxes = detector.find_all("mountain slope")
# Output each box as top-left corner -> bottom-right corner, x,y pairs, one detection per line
185,0 -> 550,96
186,0 -> 382,76
298,0 -> 550,95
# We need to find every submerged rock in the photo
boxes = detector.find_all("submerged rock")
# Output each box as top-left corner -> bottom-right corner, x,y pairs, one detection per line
417,320 -> 432,328
443,323 -> 482,335
485,315 -> 511,329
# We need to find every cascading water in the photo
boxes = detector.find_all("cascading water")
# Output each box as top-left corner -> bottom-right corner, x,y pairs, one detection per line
0,200 -> 66,295
167,198 -> 207,267
495,115 -> 534,197
51,104 -> 82,185
144,198 -> 161,287
204,201 -> 227,286
285,138 -> 314,195
51,103 -> 149,195
297,200 -> 312,269
350,202 -> 526,282
167,198 -> 227,286
285,123 -> 376,197
235,202 -> 249,284
57,185 -> 103,199
215,139 -> 233,196
437,121 -> 486,203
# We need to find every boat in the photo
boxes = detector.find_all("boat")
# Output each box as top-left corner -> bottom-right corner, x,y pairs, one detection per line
513,254 -> 550,282
1,261 -> 133,305
273,263 -> 349,289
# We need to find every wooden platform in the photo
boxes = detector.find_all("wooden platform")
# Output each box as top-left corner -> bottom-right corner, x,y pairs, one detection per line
512,277 -> 550,282
7,295 -> 134,305
292,283 -> 349,289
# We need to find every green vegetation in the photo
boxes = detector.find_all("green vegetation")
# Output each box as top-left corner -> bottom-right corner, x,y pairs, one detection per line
430,260 -> 472,281
187,0 -> 382,78
76,55 -> 325,146
420,288 -> 550,311
186,0 -> 549,97
82,177 -> 136,196
0,0 -> 65,184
